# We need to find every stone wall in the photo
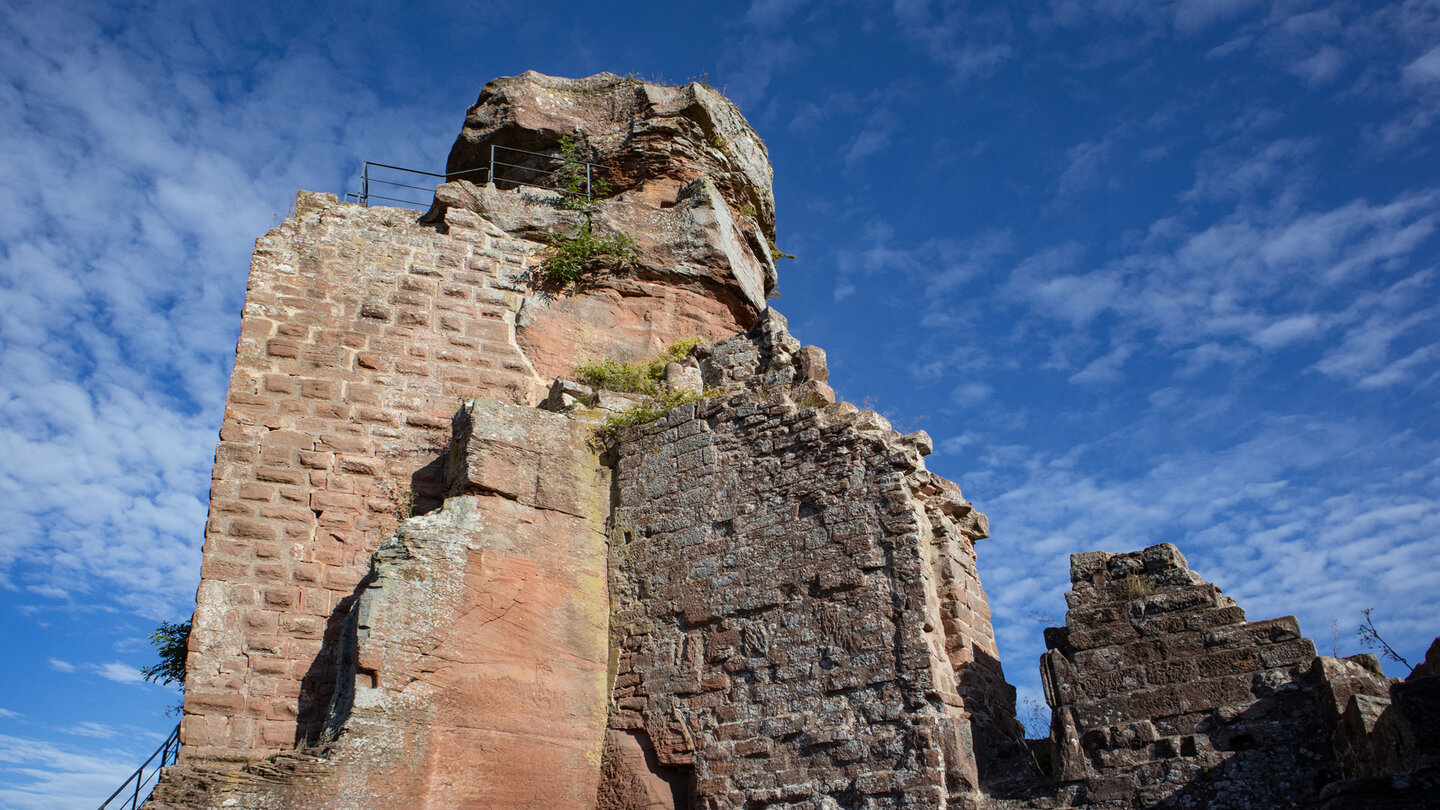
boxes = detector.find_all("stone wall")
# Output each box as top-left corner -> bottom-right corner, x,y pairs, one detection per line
184,192 -> 544,763
599,314 -> 1018,810
1041,544 -> 1336,808
155,294 -> 1025,808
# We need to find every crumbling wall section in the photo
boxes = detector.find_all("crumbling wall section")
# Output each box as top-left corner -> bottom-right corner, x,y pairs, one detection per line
1310,640 -> 1440,808
1041,544 -> 1337,808
599,315 -> 1017,810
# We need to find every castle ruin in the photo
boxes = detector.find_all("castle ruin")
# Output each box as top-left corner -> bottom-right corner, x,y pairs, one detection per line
148,72 -> 1438,810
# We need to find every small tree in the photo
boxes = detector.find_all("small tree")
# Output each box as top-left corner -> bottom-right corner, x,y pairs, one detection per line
556,136 -> 609,211
142,619 -> 191,690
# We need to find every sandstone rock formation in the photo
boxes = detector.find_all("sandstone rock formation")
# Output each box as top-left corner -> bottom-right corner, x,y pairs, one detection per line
148,71 -> 1437,809
1040,544 -> 1335,807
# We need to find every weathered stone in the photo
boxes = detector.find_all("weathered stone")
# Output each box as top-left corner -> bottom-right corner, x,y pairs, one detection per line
1041,543 -> 1343,809
444,71 -> 777,250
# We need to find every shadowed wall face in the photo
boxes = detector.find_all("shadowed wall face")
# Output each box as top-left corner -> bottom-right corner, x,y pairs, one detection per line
599,320 -> 1012,810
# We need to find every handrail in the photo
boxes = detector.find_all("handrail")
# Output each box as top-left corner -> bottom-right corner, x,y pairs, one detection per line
97,722 -> 181,810
345,145 -> 605,209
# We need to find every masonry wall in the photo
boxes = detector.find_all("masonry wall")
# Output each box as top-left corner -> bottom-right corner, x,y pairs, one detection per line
183,190 -> 750,763
599,319 -> 1018,810
1041,544 -> 1337,808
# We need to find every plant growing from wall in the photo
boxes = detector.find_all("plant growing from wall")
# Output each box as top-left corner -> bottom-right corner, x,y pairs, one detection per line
538,221 -> 638,287
572,338 -> 707,395
142,620 -> 191,688
577,339 -> 717,447
534,136 -> 637,288
590,388 -> 721,449
768,237 -> 795,262
143,619 -> 191,714
1358,608 -> 1413,672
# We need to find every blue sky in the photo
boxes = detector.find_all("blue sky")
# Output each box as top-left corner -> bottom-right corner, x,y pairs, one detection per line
2,0 -> 1438,805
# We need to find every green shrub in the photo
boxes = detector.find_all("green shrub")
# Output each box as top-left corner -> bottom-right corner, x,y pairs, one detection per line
143,620 -> 191,690
539,221 -> 638,287
590,388 -> 721,448
573,338 -> 707,394
573,357 -> 660,396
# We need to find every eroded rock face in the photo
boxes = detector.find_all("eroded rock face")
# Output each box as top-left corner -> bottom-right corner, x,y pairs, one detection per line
445,71 -> 776,245
320,400 -> 612,808
433,71 -> 779,318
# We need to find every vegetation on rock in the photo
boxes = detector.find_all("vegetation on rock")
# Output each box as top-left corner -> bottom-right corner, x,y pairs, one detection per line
538,220 -> 638,287
572,338 -> 706,396
577,339 -> 716,447
767,237 -> 795,262
590,388 -> 720,448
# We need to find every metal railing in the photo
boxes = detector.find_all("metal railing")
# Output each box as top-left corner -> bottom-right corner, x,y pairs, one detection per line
485,144 -> 603,201
97,722 -> 180,810
343,162 -> 487,209
344,145 -> 604,209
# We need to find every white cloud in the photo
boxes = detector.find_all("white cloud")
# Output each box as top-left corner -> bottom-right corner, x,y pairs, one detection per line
843,128 -> 891,172
1068,343 -> 1134,385
93,663 -> 145,685
0,709 -> 21,720
952,382 -> 995,405
0,0 -> 449,619
1403,44 -> 1440,85
1290,44 -> 1347,85
63,722 -> 119,740
891,0 -> 1015,83
1184,137 -> 1316,203
0,733 -> 146,810
993,189 -> 1440,385
1056,137 -> 1115,198
1174,0 -> 1262,33
47,659 -> 75,673
939,433 -> 980,456
1250,314 -> 1322,350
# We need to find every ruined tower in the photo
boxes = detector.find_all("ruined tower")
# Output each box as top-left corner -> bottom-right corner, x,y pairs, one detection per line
152,72 -> 1021,809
